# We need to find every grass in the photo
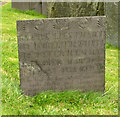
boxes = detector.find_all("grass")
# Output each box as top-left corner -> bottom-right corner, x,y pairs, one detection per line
1,2 -> 118,115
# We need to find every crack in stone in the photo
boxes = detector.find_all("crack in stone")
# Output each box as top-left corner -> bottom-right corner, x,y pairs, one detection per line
79,25 -> 84,29
31,61 -> 49,79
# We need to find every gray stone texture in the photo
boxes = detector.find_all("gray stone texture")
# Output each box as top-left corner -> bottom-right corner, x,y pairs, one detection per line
42,2 -> 47,16
11,1 -> 104,17
46,2 -> 104,18
12,1 -> 42,13
105,2 -> 118,47
30,2 -> 42,14
12,2 -> 30,11
17,16 -> 106,96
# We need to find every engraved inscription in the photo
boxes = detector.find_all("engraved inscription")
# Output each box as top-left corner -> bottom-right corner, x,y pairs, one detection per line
17,17 -> 106,96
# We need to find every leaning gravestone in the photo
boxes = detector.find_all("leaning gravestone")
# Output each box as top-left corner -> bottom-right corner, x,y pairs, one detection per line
17,16 -> 106,96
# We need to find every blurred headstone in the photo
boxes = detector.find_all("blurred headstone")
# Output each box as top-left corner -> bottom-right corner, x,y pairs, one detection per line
12,0 -> 42,13
17,16 -> 106,96
46,2 -> 104,17
105,2 -> 118,47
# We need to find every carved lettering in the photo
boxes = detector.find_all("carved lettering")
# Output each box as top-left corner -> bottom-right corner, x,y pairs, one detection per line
17,17 -> 105,96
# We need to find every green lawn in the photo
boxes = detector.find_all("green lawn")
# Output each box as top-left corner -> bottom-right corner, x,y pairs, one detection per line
1,3 -> 118,115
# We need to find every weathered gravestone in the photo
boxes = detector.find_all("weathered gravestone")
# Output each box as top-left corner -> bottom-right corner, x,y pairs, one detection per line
12,1 -> 42,14
42,2 -> 104,17
17,16 -> 106,96
11,1 -> 104,18
105,2 -> 118,47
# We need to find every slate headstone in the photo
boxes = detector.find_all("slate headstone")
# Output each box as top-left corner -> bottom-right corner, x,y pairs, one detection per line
17,16 -> 106,96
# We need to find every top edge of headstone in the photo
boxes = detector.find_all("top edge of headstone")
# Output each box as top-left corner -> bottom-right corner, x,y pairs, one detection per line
17,16 -> 106,22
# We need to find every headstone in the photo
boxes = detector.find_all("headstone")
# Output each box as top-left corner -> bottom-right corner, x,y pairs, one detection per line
46,2 -> 104,18
11,1 -> 104,18
12,0 -> 42,14
42,2 -> 47,16
105,2 -> 118,47
12,1 -> 30,11
17,16 -> 106,96
30,2 -> 42,14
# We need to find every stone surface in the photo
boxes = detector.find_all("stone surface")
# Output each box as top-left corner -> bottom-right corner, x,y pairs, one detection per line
42,2 -> 47,16
105,2 -> 118,47
30,2 -> 42,14
46,2 -> 104,18
12,1 -> 42,13
12,1 -> 30,11
11,1 -> 104,18
17,16 -> 106,96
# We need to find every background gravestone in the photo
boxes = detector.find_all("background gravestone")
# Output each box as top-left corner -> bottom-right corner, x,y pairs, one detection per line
105,2 -> 118,47
17,16 -> 106,96
12,1 -> 42,14
12,2 -> 30,11
45,2 -> 104,18
11,1 -> 104,17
